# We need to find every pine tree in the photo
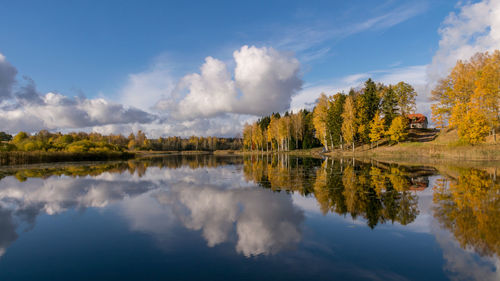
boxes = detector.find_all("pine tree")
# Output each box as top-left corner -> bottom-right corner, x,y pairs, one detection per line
357,79 -> 381,142
381,86 -> 398,128
0,132 -> 12,141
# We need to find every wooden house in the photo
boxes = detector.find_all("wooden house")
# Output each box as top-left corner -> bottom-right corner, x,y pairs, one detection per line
407,114 -> 428,129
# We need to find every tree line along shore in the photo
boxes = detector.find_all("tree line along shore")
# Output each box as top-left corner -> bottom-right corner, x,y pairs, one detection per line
242,78 -> 417,153
0,130 -> 242,165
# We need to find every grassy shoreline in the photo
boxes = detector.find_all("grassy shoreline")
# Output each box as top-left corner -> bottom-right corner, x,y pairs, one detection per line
222,148 -> 323,157
0,150 -> 240,165
325,143 -> 500,161
2,139 -> 498,166
324,129 -> 500,162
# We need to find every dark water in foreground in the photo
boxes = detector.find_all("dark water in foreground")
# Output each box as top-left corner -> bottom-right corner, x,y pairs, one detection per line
0,155 -> 498,281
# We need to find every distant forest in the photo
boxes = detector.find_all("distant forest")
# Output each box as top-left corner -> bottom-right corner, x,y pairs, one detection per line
0,130 -> 242,152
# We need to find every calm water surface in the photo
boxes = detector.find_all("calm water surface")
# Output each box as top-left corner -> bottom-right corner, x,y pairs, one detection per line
0,155 -> 498,281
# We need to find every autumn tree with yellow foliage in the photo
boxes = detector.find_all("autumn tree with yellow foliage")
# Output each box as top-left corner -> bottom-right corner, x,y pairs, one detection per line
431,50 -> 500,144
313,93 -> 330,151
433,168 -> 500,257
369,111 -> 385,147
341,95 -> 358,151
243,110 -> 318,152
386,116 -> 408,143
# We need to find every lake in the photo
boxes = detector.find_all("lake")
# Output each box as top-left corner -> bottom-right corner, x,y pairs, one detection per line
0,155 -> 498,281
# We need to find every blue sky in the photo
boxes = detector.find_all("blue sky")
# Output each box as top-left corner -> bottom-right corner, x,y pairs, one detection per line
0,0 -> 498,136
0,0 -> 451,95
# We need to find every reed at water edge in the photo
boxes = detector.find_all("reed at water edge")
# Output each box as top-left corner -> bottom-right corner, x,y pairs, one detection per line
0,151 -> 135,165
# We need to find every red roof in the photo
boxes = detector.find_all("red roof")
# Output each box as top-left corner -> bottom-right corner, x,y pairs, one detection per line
407,114 -> 427,123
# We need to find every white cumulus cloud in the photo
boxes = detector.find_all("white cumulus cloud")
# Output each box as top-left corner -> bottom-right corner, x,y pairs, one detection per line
175,56 -> 236,119
156,45 -> 302,120
0,57 -> 156,134
233,45 -> 302,115
0,91 -> 154,133
427,0 -> 500,85
120,61 -> 176,111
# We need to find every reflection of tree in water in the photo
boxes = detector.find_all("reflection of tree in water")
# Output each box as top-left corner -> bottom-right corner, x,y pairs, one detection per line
244,155 -> 429,228
333,161 -> 419,228
0,155 -> 244,182
243,154 -> 321,195
0,154 -> 433,230
433,168 -> 500,257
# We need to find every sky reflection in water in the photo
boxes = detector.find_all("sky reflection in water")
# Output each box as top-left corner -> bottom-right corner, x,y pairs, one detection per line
0,155 -> 498,281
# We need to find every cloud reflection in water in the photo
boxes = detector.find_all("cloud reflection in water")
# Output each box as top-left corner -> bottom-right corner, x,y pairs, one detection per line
0,162 -> 304,258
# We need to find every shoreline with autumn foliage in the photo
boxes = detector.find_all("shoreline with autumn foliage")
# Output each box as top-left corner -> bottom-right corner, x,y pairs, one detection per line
242,50 -> 499,160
